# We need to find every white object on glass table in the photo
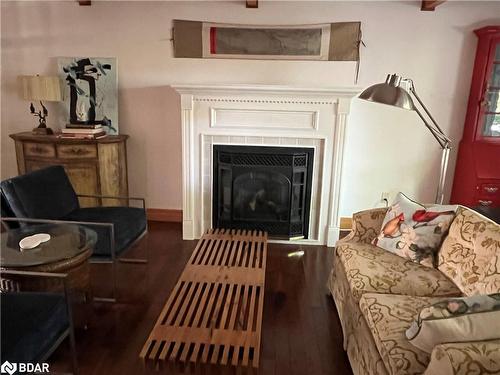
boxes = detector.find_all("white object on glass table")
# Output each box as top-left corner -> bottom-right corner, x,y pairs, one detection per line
19,233 -> 51,250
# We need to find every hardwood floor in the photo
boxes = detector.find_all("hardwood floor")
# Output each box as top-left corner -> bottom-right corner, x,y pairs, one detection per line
51,222 -> 352,375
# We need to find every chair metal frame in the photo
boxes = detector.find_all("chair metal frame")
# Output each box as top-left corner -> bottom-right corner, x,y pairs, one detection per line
1,194 -> 148,302
0,269 -> 78,375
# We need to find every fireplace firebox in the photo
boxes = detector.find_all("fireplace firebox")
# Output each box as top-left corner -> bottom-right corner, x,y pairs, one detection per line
213,145 -> 314,239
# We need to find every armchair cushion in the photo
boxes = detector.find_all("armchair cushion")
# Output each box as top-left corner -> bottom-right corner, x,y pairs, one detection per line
1,292 -> 69,363
64,206 -> 147,258
0,166 -> 79,221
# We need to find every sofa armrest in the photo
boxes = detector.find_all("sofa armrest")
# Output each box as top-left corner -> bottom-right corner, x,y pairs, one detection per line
424,340 -> 500,375
337,207 -> 388,245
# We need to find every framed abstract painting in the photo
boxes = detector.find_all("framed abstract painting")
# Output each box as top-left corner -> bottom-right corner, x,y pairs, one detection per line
57,57 -> 118,134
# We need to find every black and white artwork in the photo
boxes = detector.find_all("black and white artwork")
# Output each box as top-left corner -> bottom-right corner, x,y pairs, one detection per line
58,57 -> 118,134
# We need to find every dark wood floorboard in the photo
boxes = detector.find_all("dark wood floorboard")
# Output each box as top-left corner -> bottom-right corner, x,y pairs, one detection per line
50,222 -> 352,375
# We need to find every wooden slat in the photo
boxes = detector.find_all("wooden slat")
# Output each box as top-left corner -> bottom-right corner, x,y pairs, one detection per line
141,229 -> 267,368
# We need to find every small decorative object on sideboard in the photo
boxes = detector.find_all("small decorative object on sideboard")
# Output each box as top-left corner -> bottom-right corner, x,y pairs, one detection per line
17,75 -> 62,135
59,124 -> 107,140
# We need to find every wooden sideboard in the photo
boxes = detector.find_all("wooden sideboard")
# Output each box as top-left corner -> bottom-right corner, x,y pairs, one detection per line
10,132 -> 129,207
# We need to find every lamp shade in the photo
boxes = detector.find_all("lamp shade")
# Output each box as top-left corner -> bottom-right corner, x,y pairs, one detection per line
358,74 -> 415,111
18,75 -> 62,102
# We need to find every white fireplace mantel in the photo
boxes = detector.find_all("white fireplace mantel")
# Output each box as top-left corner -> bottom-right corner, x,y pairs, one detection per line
173,84 -> 359,247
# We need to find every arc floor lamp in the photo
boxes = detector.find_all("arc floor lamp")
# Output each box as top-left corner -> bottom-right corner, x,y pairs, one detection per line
359,74 -> 452,204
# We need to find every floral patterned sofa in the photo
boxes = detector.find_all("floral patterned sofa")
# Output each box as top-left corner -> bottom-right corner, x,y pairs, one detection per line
327,206 -> 500,375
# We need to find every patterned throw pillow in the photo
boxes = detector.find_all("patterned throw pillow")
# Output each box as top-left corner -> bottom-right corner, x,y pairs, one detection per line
406,294 -> 500,353
372,192 -> 457,267
438,207 -> 500,296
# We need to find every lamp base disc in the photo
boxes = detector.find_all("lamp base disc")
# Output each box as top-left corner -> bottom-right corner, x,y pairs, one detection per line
32,127 -> 54,135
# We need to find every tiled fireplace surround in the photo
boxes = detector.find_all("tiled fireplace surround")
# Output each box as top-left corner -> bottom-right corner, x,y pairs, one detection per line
174,85 -> 358,246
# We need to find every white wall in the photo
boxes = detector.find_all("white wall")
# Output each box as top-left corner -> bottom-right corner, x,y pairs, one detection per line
2,1 -> 499,217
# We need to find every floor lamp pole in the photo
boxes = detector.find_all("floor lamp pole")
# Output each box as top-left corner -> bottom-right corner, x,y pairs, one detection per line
409,82 -> 452,205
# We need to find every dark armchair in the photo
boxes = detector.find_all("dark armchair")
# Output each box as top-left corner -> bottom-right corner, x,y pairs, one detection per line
0,165 -> 148,301
1,270 -> 78,374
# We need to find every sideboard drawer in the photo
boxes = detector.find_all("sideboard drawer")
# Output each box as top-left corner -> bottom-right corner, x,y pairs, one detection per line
24,142 -> 56,158
57,144 -> 97,159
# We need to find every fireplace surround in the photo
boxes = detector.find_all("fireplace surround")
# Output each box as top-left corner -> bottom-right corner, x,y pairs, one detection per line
174,84 -> 357,246
213,145 -> 314,239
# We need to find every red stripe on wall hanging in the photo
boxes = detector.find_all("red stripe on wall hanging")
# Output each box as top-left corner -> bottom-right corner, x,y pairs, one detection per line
210,27 -> 217,54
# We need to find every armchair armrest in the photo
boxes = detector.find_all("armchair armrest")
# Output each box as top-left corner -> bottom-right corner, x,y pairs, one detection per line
425,340 -> 500,375
76,194 -> 146,209
336,207 -> 388,246
1,217 -> 116,261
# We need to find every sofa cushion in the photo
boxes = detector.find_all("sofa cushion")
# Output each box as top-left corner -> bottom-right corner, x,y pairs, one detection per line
359,293 -> 443,375
336,242 -> 461,302
373,192 -> 457,268
438,206 -> 500,296
406,293 -> 500,353
64,206 -> 146,258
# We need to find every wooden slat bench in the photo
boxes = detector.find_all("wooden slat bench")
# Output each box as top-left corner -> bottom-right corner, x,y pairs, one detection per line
140,228 -> 267,368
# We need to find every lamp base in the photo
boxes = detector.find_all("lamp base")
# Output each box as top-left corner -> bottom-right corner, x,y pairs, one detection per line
32,127 -> 54,135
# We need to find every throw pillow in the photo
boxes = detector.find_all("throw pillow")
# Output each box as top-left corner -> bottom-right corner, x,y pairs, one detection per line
406,293 -> 500,353
372,192 -> 457,267
475,223 -> 500,294
438,207 -> 500,296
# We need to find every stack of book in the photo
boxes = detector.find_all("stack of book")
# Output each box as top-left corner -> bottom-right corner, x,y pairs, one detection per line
59,124 -> 107,139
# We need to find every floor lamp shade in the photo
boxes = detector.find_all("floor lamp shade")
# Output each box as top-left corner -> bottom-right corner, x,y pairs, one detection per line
358,74 -> 416,111
18,75 -> 62,102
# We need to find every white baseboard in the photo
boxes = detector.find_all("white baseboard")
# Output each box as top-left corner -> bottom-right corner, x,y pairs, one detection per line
182,221 -> 195,240
327,226 -> 340,247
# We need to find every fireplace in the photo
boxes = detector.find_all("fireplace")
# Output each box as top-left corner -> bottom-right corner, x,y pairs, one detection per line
213,145 -> 314,239
174,84 -> 356,246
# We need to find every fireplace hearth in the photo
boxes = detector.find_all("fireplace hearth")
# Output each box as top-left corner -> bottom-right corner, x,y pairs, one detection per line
213,145 -> 314,239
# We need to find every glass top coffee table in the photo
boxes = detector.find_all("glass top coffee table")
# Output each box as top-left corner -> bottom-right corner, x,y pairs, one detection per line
1,223 -> 97,268
1,223 -> 97,327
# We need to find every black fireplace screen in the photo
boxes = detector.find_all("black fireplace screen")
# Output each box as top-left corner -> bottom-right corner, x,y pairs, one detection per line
213,145 -> 314,239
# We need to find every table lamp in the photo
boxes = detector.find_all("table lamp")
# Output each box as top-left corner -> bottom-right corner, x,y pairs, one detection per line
18,75 -> 62,135
358,74 -> 452,204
